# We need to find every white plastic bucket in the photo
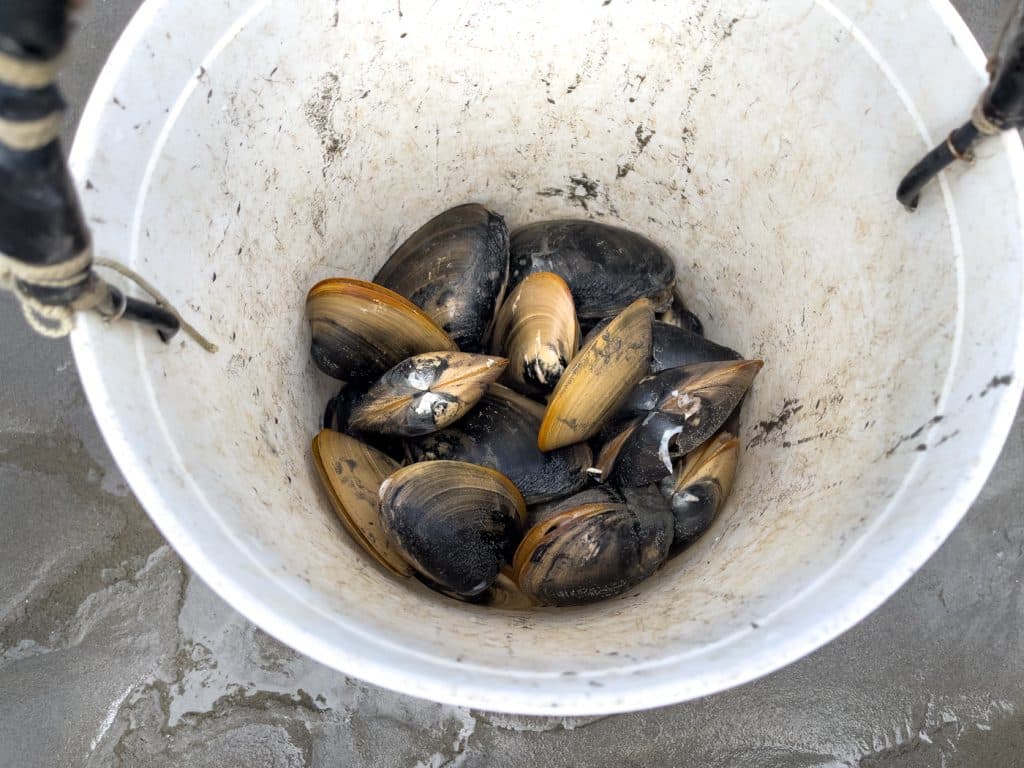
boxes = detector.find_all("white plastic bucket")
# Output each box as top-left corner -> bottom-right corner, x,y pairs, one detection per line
70,0 -> 1024,714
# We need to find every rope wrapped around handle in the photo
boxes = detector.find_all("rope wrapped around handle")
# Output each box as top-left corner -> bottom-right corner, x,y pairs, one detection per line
897,0 -> 1024,210
0,0 -> 214,350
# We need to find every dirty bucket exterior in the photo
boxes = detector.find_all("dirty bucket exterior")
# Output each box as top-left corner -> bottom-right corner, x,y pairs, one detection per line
69,0 -> 1024,714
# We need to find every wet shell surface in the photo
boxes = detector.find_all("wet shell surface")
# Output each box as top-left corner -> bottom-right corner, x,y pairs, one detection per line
306,278 -> 456,383
373,203 -> 510,351
593,411 -> 689,487
526,485 -> 625,530
650,321 -> 741,374
406,384 -> 592,505
311,429 -> 412,577
537,298 -> 654,451
513,500 -> 674,606
619,359 -> 763,456
349,352 -> 507,436
509,219 -> 675,320
491,271 -> 580,396
379,461 -> 526,597
670,432 -> 740,548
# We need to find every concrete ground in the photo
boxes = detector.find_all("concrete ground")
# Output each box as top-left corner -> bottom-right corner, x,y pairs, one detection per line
1,1 -> 1021,766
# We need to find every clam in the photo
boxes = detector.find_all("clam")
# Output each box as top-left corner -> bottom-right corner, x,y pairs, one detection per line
537,298 -> 654,451
311,429 -> 412,577
509,219 -> 675,321
379,461 -> 526,597
620,359 -> 763,439
594,359 -> 762,486
650,321 -> 741,374
406,384 -> 592,505
658,289 -> 704,336
307,204 -> 765,609
584,318 -> 740,374
373,203 -> 510,351
348,352 -> 507,436
526,485 -> 625,529
621,482 -> 673,517
669,432 -> 739,549
513,499 -> 673,606
322,383 -> 407,462
307,278 -> 456,383
491,272 -> 580,396
592,412 -> 686,487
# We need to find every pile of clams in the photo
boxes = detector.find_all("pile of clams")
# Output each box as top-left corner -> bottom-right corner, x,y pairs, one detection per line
307,204 -> 763,608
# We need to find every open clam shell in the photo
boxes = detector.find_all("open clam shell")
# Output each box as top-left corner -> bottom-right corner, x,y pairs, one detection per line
592,412 -> 688,487
595,359 -> 760,485
620,359 -> 763,452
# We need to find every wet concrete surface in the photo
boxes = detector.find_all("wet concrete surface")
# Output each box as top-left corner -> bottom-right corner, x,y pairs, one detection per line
1,1 -> 1021,765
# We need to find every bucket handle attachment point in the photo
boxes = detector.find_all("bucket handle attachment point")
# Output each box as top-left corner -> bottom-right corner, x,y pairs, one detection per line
0,0 -> 215,351
897,1 -> 1024,211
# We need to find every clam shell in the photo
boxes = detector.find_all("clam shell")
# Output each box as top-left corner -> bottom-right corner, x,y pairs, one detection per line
619,359 -> 763,458
379,461 -> 525,597
491,272 -> 580,396
373,203 -> 510,351
526,485 -> 625,529
322,384 -> 407,462
509,219 -> 675,321
513,501 -> 673,606
537,298 -> 654,451
650,321 -> 741,374
482,569 -> 536,610
670,433 -> 739,548
593,412 -> 685,487
349,352 -> 507,436
595,359 -> 759,485
306,278 -> 456,383
311,429 -> 412,577
414,567 -> 534,609
657,288 -> 704,336
406,384 -> 592,505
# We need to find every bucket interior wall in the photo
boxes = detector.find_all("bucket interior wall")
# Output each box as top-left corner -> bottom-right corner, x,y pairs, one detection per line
71,0 -> 1024,711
